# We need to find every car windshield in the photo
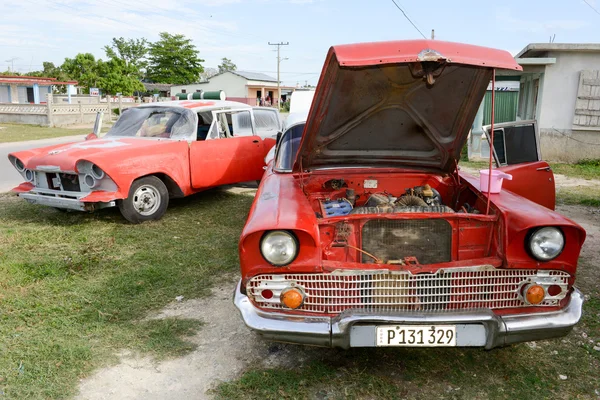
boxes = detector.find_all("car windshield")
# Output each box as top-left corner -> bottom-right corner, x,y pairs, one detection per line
105,106 -> 197,140
275,123 -> 305,171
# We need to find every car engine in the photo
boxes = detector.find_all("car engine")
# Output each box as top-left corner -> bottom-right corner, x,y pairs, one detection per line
319,184 -> 454,217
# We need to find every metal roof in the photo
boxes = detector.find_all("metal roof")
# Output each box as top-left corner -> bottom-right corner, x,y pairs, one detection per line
516,43 -> 600,58
228,70 -> 278,82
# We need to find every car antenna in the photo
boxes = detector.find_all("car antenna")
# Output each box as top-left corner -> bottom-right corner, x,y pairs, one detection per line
485,69 -> 496,215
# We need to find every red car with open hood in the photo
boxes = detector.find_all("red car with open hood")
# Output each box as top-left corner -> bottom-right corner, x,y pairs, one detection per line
234,40 -> 586,349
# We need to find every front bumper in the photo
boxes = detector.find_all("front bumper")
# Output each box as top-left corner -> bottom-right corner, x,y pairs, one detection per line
233,281 -> 584,349
19,191 -> 115,212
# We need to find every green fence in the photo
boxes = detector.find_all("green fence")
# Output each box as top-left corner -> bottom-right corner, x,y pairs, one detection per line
483,91 -> 519,125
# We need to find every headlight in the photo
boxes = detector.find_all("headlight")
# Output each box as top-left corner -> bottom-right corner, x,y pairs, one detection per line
84,174 -> 98,188
260,230 -> 298,266
14,158 -> 25,172
91,164 -> 105,180
24,169 -> 34,182
528,227 -> 564,261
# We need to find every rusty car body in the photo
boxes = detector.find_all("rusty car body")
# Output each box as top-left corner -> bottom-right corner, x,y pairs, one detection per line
8,100 -> 280,223
234,40 -> 586,349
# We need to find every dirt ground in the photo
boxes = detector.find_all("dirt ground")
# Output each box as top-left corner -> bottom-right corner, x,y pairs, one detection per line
75,186 -> 600,400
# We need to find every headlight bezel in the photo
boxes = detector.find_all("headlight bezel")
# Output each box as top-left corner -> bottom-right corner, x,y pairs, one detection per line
527,226 -> 565,261
260,230 -> 299,267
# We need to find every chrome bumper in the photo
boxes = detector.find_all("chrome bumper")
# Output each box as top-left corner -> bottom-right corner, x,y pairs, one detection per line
233,281 -> 584,349
19,192 -> 115,211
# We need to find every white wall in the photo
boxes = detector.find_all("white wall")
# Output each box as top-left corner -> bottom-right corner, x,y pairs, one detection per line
538,52 -> 600,131
0,86 -> 9,103
171,72 -> 248,97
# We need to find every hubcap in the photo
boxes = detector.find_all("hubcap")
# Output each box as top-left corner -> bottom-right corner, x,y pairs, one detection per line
132,184 -> 161,216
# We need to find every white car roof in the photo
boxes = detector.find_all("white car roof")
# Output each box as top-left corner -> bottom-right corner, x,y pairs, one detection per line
289,90 -> 315,114
137,100 -> 252,112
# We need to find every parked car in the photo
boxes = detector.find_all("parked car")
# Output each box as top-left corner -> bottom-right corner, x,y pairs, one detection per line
234,40 -> 586,349
9,100 -> 281,223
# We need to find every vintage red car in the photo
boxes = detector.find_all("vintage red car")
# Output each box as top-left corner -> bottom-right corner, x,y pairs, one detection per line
8,100 -> 280,223
234,40 -> 586,349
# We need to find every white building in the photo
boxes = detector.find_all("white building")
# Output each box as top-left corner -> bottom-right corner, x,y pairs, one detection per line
171,71 -> 296,106
470,43 -> 600,162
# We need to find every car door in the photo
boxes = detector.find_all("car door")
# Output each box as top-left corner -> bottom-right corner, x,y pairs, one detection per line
483,120 -> 555,210
251,107 -> 280,159
251,107 -> 282,139
189,109 -> 265,189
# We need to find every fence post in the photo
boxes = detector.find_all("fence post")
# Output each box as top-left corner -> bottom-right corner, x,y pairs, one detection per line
46,93 -> 54,127
118,95 -> 123,116
79,102 -> 84,124
106,95 -> 111,123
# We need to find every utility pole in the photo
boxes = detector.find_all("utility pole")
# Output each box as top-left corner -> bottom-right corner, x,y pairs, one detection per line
431,29 -> 435,40
5,57 -> 19,73
268,42 -> 289,110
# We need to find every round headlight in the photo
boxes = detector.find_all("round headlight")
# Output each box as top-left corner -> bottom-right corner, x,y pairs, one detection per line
260,231 -> 298,266
24,169 -> 34,182
84,174 -> 98,188
529,227 -> 564,261
15,158 -> 25,172
91,164 -> 105,180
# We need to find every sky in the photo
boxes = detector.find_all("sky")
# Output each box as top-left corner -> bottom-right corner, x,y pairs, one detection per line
1,0 -> 599,86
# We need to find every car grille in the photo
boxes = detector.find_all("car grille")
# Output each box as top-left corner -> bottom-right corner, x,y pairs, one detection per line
247,267 -> 570,314
361,219 -> 452,264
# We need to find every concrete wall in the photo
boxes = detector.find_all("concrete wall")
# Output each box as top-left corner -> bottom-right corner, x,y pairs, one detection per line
170,73 -> 280,99
171,73 -> 248,97
537,52 -> 600,161
0,113 -> 48,125
538,52 -> 600,130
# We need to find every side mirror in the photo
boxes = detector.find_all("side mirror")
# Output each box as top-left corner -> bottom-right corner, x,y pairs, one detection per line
85,132 -> 98,141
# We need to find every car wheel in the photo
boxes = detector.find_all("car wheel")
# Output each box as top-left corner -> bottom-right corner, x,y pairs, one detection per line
118,176 -> 169,223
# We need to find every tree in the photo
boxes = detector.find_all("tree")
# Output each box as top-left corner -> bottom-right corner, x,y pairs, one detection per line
146,32 -> 204,84
104,37 -> 148,78
218,57 -> 236,74
97,58 -> 145,96
26,62 -> 71,93
61,53 -> 100,93
199,67 -> 218,82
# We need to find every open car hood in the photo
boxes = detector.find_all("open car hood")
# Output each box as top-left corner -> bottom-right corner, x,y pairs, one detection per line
294,40 -> 521,173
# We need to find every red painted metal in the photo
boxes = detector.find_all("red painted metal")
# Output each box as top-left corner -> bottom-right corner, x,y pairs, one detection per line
332,40 -> 523,70
498,161 -> 556,210
486,70 -> 496,215
9,103 -> 276,208
238,41 -> 584,320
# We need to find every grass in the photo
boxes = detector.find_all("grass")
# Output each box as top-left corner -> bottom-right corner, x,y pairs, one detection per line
556,186 -> 600,207
0,191 -> 253,399
0,124 -> 108,143
552,159 -> 600,181
461,159 -> 600,182
215,303 -> 600,400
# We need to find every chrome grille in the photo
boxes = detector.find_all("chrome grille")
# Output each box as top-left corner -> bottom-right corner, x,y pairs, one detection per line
361,219 -> 452,264
247,267 -> 570,314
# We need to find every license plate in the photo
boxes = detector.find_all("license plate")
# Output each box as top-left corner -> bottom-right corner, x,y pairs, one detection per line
376,325 -> 456,347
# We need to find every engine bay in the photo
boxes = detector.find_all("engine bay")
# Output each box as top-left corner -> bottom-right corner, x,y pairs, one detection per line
312,176 -> 484,218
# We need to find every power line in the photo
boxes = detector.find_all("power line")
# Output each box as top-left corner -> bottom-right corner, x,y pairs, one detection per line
583,0 -> 600,15
390,0 -> 426,39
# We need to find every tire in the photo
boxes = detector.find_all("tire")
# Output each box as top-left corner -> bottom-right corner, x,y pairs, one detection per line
118,176 -> 169,223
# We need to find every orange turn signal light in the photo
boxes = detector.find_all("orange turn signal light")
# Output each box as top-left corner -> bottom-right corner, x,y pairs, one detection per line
526,284 -> 545,305
281,287 -> 304,309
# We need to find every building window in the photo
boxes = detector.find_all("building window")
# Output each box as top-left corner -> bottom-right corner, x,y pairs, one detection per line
181,89 -> 187,93
196,89 -> 202,93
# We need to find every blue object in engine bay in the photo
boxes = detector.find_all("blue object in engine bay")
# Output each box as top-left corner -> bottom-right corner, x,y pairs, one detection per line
322,199 -> 353,217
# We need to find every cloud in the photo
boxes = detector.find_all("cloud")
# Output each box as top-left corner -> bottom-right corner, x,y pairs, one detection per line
496,8 -> 590,33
